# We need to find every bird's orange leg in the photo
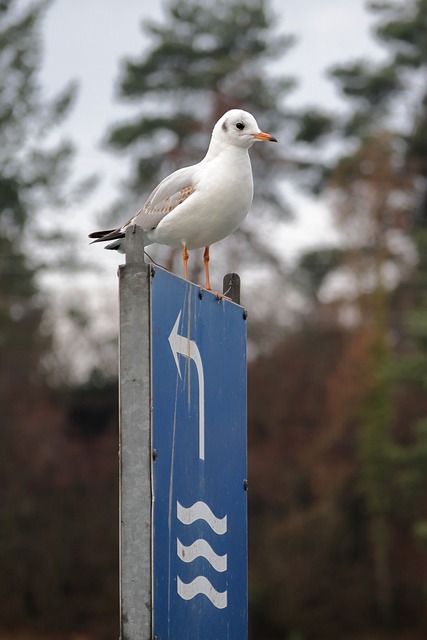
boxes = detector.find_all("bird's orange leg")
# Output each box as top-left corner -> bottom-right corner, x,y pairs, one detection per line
182,243 -> 189,280
202,247 -> 230,299
203,246 -> 211,290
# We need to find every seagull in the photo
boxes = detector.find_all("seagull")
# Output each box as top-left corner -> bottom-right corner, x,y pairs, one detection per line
89,109 -> 277,290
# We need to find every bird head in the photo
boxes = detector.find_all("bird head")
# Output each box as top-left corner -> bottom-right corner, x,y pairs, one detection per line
213,109 -> 277,150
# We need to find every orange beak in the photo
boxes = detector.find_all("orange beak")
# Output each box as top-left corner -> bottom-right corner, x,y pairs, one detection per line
252,131 -> 277,142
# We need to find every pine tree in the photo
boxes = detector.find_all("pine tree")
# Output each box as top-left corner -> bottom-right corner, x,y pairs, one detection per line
293,0 -> 427,625
0,0 -> 83,367
0,0 -> 99,629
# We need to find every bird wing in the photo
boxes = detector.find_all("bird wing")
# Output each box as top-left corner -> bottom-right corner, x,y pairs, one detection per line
88,165 -> 198,245
127,165 -> 197,231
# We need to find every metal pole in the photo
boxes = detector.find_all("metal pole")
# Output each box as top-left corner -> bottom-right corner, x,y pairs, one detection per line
118,226 -> 152,640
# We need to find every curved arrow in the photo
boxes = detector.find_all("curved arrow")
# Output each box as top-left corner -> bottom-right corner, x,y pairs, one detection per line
168,311 -> 205,460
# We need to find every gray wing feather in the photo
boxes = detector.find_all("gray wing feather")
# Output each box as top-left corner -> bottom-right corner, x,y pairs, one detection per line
125,165 -> 198,232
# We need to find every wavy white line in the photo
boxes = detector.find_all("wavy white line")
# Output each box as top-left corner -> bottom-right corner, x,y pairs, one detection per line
177,501 -> 227,535
177,538 -> 227,573
177,576 -> 227,609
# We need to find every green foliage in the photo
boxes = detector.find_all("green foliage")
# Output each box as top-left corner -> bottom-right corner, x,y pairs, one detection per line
0,7 -> 109,632
387,419 -> 427,497
294,108 -> 334,144
413,520 -> 427,548
0,0 -> 92,372
117,0 -> 294,101
0,1 -> 78,210
296,0 -> 427,172
292,1 -> 427,626
375,0 -> 427,61
330,61 -> 401,106
0,0 -> 96,285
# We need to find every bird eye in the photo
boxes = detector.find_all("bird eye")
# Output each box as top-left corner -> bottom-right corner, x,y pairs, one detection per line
236,122 -> 245,131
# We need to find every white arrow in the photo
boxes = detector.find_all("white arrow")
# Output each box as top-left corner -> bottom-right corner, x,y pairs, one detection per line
168,311 -> 205,460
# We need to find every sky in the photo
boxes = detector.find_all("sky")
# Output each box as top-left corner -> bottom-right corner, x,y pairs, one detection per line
36,0 -> 384,374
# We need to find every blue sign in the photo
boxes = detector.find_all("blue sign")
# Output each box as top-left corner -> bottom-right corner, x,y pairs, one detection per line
151,267 -> 247,640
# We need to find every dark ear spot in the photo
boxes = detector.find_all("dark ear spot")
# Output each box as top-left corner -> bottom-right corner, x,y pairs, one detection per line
222,120 -> 228,132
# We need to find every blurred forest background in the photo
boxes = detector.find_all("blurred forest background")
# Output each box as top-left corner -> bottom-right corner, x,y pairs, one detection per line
2,0 -> 427,638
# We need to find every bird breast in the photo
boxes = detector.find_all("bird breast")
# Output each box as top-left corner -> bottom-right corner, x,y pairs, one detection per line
149,149 -> 254,250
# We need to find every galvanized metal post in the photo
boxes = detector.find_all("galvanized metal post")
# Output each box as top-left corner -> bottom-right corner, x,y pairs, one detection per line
118,226 -> 152,640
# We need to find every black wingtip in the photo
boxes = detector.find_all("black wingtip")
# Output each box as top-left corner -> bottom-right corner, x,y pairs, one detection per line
88,228 -> 125,244
88,229 -> 115,239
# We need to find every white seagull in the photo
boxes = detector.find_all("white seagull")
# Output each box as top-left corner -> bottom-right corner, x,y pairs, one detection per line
89,109 -> 277,290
